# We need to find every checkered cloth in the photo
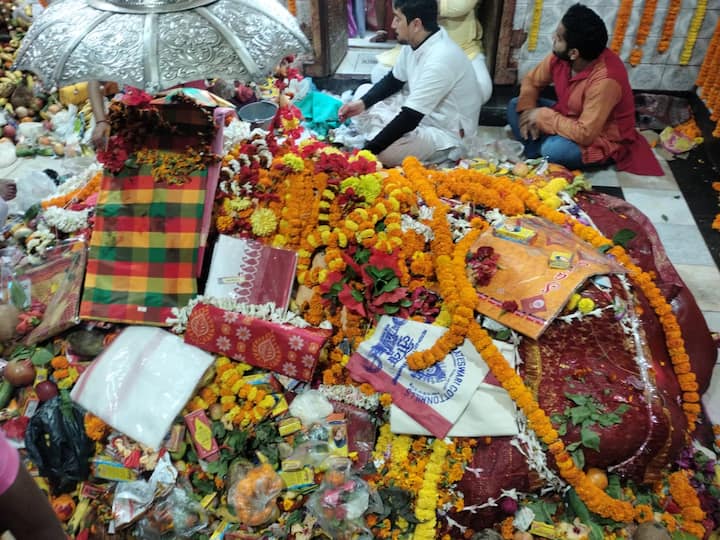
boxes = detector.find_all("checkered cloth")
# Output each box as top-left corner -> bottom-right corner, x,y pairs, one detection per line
80,160 -> 206,326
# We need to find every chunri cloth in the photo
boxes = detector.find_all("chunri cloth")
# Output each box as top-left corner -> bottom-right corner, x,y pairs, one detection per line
347,316 -> 516,438
80,159 -> 206,326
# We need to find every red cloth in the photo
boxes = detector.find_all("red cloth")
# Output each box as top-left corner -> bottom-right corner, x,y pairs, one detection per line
518,49 -> 663,176
184,303 -> 331,382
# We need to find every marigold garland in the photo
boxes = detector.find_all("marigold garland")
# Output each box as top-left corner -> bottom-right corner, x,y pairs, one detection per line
610,0 -> 634,54
628,0 -> 658,66
668,470 -> 707,536
657,0 -> 682,53
696,16 -> 720,137
413,439 -> 448,539
679,0 -> 707,64
527,0 -> 544,51
398,158 -> 699,523
41,171 -> 102,209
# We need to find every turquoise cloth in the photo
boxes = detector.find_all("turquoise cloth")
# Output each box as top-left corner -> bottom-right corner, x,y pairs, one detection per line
296,91 -> 343,137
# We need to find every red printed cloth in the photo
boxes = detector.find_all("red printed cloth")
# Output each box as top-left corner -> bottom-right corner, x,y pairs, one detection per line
184,303 -> 330,382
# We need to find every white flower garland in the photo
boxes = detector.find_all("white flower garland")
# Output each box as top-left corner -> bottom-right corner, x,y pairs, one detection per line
167,295 -> 330,334
41,162 -> 102,202
42,206 -> 91,233
316,384 -> 380,411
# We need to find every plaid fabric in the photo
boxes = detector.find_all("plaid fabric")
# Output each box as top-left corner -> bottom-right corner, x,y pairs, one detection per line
80,160 -> 206,326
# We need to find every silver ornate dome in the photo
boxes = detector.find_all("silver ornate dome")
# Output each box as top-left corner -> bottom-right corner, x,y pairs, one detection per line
14,0 -> 311,92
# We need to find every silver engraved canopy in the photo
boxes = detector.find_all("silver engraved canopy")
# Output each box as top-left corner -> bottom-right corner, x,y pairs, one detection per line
13,0 -> 311,93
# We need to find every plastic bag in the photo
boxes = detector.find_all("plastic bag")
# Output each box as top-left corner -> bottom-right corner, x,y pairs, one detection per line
6,170 -> 57,215
227,463 -> 283,526
24,392 -> 93,494
289,389 -> 333,427
135,487 -> 208,539
306,458 -> 372,540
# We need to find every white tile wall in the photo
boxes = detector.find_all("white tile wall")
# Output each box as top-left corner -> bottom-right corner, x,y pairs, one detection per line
511,1 -> 717,91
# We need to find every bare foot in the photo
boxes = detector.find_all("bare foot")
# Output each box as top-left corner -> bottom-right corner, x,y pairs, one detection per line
0,180 -> 16,201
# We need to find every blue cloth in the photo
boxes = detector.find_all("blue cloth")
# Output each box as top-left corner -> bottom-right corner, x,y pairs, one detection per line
296,90 -> 344,137
507,97 -> 584,170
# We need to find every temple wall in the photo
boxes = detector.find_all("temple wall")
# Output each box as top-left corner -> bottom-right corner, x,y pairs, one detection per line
512,0 -> 719,91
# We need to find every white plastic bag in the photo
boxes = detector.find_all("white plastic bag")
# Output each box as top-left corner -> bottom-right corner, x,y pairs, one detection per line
71,326 -> 214,449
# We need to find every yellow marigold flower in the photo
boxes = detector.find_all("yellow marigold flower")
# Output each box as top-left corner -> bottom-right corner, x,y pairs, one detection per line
351,149 -> 377,162
250,207 -> 278,236
567,293 -> 581,311
228,197 -> 252,212
434,308 -> 452,327
578,297 -> 596,314
216,215 -> 234,232
281,153 -> 305,171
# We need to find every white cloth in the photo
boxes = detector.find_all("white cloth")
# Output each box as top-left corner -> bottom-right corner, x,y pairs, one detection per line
391,340 -> 518,437
347,316 -> 517,438
71,326 -> 214,449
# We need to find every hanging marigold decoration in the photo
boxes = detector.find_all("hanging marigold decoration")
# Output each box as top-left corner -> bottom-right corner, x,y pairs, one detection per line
695,16 -> 720,137
657,0 -> 682,53
610,0 -> 634,53
679,0 -> 707,64
628,0 -> 658,66
527,0 -> 544,51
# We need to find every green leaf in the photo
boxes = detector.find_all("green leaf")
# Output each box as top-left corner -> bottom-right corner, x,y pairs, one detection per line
495,328 -> 511,341
606,475 -> 623,499
212,421 -> 226,440
565,393 -> 589,406
384,304 -> 400,315
9,279 -> 29,310
569,405 -> 593,425
580,425 -> 600,451
614,403 -> 630,415
354,248 -> 371,264
612,228 -> 636,248
566,441 -> 581,452
557,422 -> 567,436
23,203 -> 41,222
526,500 -> 557,523
284,510 -> 304,530
30,347 -> 54,367
671,531 -> 699,540
571,448 -> 585,469
597,244 -> 612,253
588,521 -> 605,540
10,346 -> 32,361
381,277 -> 400,293
351,289 -> 364,302
566,488 -> 591,522
205,459 -> 228,477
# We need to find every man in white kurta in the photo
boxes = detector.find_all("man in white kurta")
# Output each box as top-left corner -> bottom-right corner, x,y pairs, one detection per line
338,0 -> 482,167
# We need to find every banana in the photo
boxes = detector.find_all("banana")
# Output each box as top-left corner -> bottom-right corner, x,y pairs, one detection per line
4,102 -> 13,113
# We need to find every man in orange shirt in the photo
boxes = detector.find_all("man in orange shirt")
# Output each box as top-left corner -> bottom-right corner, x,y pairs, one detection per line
508,3 -> 662,175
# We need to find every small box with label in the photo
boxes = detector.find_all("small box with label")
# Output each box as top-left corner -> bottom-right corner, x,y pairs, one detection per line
548,250 -> 573,269
493,223 -> 537,244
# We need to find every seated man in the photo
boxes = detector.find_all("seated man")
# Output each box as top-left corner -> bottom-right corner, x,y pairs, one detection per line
372,0 -> 493,105
508,3 -> 663,175
339,0 -> 482,167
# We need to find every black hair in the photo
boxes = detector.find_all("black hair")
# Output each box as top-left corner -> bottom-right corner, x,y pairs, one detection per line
393,0 -> 439,32
561,3 -> 608,60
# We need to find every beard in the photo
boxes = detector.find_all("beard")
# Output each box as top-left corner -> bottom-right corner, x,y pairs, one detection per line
553,48 -> 571,62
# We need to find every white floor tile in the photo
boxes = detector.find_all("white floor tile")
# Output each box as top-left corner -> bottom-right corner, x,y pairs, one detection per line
585,167 -> 620,187
617,157 -> 678,190
674,263 -> 720,311
652,225 -> 716,267
622,188 -> 697,226
703,311 -> 720,333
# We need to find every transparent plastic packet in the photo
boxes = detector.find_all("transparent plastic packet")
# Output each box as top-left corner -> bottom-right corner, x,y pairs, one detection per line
135,487 -> 208,539
227,462 -> 284,527
306,457 -> 372,540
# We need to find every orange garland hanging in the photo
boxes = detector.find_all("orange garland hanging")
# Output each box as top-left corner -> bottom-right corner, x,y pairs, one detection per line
628,0 -> 658,66
657,0 -> 682,53
695,16 -> 720,137
610,0 -> 634,54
